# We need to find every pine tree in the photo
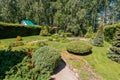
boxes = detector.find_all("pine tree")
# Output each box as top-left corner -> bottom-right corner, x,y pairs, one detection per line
93,24 -> 104,47
108,26 -> 120,63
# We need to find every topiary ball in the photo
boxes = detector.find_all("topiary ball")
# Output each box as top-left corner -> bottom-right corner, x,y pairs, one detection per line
32,46 -> 61,71
66,41 -> 92,55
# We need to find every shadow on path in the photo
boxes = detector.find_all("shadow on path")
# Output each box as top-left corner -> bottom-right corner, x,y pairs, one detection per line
51,59 -> 78,80
54,60 -> 66,74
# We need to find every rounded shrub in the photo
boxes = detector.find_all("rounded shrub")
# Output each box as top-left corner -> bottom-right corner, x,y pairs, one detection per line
31,46 -> 61,72
16,36 -> 22,41
66,41 -> 92,55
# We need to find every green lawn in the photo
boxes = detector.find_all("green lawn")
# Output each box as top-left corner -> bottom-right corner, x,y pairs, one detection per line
0,36 -> 120,80
84,42 -> 120,80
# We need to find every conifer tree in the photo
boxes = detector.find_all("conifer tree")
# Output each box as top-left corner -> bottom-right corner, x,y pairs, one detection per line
108,26 -> 120,63
93,24 -> 104,47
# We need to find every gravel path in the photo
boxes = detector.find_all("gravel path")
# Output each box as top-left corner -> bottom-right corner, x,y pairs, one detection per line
51,61 -> 78,80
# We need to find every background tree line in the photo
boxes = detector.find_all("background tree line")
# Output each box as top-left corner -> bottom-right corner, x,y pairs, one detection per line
0,0 -> 120,35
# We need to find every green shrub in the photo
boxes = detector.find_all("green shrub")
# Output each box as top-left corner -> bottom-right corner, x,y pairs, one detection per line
58,30 -> 64,35
0,50 -> 26,79
63,32 -> 73,37
51,34 -> 60,41
4,56 -> 51,80
107,26 -> 120,63
40,26 -> 51,36
66,41 -> 92,55
48,37 -> 53,41
85,27 -> 95,38
104,23 -> 119,43
25,41 -> 48,47
32,46 -> 61,72
0,22 -> 41,39
93,24 -> 104,47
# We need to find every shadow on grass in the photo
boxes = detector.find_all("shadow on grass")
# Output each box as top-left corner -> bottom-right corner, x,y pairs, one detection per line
0,50 -> 26,79
67,50 -> 92,56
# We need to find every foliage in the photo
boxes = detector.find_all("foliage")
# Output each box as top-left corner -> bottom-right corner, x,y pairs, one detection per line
0,22 -> 41,39
63,32 -> 73,37
85,27 -> 95,38
40,26 -> 51,36
60,38 -> 71,43
66,41 -> 92,55
67,24 -> 81,36
51,34 -> 60,41
104,23 -> 119,43
0,0 -> 115,34
25,41 -> 48,47
4,56 -> 51,80
93,24 -> 104,47
108,26 -> 120,63
0,50 -> 26,79
32,46 -> 61,72
16,36 -> 22,41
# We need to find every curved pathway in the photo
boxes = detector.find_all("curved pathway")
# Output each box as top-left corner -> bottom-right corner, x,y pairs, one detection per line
51,61 -> 78,80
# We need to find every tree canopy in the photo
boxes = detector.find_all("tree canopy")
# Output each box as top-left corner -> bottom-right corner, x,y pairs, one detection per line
0,0 -> 120,35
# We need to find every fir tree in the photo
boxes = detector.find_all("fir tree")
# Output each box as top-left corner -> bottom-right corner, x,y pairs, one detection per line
93,24 -> 104,47
108,26 -> 120,63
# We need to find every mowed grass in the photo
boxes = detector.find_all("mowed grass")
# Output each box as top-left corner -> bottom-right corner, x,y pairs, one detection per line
0,35 -> 49,45
84,42 -> 120,80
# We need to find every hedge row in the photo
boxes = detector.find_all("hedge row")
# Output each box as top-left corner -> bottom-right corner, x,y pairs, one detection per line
104,23 -> 120,43
0,22 -> 41,39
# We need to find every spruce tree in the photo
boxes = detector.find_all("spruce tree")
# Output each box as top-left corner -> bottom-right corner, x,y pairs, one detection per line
108,26 -> 120,63
93,24 -> 104,47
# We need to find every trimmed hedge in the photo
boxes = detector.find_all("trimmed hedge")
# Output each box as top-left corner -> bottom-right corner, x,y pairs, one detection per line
66,41 -> 92,55
0,22 -> 41,39
104,23 -> 120,43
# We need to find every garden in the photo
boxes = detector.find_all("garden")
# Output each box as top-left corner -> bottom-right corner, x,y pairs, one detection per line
0,0 -> 120,80
0,22 -> 120,80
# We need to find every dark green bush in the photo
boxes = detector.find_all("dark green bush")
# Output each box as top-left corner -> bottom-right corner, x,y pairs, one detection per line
104,23 -> 119,43
32,46 -> 61,72
0,22 -> 41,39
108,26 -> 120,63
0,50 -> 26,79
4,56 -> 51,80
66,41 -> 92,55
